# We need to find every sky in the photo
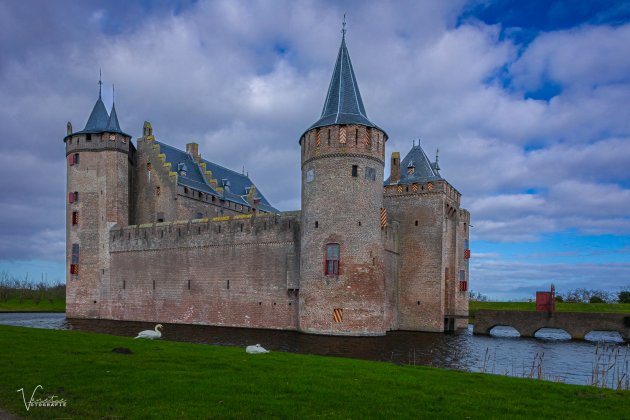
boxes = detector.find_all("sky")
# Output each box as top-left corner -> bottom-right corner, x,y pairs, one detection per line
0,0 -> 629,300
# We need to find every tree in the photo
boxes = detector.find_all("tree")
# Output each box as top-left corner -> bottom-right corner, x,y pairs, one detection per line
589,296 -> 605,304
619,291 -> 630,304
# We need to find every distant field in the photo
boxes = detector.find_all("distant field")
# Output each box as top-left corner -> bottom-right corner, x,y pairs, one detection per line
469,301 -> 630,320
0,296 -> 65,312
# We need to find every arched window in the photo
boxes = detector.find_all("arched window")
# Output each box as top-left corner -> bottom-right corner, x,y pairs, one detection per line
325,243 -> 340,275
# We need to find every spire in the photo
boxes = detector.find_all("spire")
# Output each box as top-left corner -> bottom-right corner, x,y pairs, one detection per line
83,91 -> 109,132
307,18 -> 383,133
98,69 -> 103,98
106,84 -> 122,132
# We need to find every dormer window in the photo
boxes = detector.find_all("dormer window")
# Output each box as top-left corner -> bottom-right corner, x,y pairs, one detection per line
109,133 -> 115,141
177,162 -> 188,177
407,161 -> 415,175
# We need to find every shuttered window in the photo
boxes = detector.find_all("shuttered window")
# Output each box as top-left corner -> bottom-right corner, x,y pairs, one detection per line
325,243 -> 340,275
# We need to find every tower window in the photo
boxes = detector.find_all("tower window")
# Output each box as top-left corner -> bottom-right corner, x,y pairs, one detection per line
315,221 -> 318,228
72,211 -> 79,226
355,128 -> 358,145
351,165 -> 358,177
156,186 -> 161,196
325,243 -> 340,275
68,191 -> 79,203
86,134 -> 92,141
74,153 -> 79,164
365,167 -> 376,181
147,162 -> 152,171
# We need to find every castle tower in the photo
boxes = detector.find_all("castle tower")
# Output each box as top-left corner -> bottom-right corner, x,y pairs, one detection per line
299,28 -> 389,335
383,143 -> 470,332
64,81 -> 134,318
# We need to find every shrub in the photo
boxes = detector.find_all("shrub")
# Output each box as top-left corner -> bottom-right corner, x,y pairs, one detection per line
619,291 -> 630,304
589,296 -> 605,304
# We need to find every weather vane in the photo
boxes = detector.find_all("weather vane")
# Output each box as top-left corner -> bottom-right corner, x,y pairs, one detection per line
342,13 -> 346,36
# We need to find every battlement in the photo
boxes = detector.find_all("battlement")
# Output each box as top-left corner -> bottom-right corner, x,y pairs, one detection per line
110,211 -> 300,253
65,132 -> 133,157
384,179 -> 461,206
301,124 -> 386,168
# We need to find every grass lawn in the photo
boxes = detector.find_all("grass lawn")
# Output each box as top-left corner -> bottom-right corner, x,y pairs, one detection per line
0,326 -> 628,419
469,301 -> 630,320
0,297 -> 65,312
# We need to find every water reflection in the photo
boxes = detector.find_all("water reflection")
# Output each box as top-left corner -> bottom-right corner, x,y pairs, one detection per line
1,313 -> 627,388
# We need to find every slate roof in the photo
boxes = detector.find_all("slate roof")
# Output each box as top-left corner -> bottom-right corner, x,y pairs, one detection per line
306,34 -> 385,136
69,90 -> 130,138
156,141 -> 278,213
384,143 -> 442,185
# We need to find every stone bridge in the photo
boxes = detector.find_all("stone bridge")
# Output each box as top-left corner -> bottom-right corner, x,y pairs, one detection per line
473,310 -> 630,341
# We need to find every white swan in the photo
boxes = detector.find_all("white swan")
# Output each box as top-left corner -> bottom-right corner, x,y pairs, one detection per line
134,324 -> 163,339
246,344 -> 269,354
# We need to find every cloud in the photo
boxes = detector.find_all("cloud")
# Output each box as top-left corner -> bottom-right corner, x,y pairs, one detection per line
0,1 -> 629,299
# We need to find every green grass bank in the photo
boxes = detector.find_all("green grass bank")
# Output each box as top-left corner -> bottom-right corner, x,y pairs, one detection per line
0,326 -> 628,419
469,301 -> 630,321
0,297 -> 65,312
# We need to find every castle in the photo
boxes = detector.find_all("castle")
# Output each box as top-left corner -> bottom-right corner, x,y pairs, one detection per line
64,31 -> 470,336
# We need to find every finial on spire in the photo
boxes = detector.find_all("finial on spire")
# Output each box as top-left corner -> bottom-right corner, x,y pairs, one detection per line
98,69 -> 103,98
112,84 -> 115,103
341,13 -> 347,37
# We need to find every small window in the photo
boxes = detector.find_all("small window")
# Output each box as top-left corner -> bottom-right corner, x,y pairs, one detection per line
156,186 -> 161,196
351,165 -> 358,177
74,153 -> 79,164
147,162 -> 152,171
184,187 -> 189,194
109,133 -> 116,141
86,133 -> 92,141
187,279 -> 191,290
315,221 -> 318,228
157,212 -> 164,223
306,169 -> 315,183
365,167 -> 376,181
72,211 -> 79,226
459,270 -> 466,281
195,212 -> 203,219
415,220 -> 418,226
325,243 -> 340,275
464,239 -> 469,250
73,191 -> 79,202
71,243 -> 79,264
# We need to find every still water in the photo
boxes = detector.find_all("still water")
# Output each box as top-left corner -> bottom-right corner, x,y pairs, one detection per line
1,313 -> 627,388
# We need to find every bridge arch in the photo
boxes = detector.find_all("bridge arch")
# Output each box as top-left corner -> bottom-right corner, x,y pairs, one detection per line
584,330 -> 625,343
533,327 -> 571,340
488,325 -> 520,337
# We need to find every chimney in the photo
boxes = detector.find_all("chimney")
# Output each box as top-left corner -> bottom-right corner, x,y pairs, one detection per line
390,152 -> 400,184
186,142 -> 200,162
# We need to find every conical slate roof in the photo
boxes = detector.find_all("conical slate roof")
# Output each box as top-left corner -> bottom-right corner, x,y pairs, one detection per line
106,102 -> 122,133
307,34 -> 383,134
384,143 -> 442,185
83,94 -> 110,132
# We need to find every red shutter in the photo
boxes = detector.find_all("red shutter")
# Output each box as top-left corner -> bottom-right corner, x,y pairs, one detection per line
68,192 -> 74,203
70,264 -> 79,275
464,249 -> 471,259
68,155 -> 74,166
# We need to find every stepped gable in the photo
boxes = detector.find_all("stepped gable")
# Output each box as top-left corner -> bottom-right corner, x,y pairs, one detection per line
306,32 -> 386,135
385,143 -> 442,185
155,141 -> 278,213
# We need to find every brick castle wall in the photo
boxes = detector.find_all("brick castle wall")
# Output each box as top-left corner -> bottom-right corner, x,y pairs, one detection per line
104,213 -> 301,330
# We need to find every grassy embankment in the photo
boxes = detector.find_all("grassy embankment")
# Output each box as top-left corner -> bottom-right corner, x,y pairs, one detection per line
0,326 -> 628,419
469,301 -> 630,321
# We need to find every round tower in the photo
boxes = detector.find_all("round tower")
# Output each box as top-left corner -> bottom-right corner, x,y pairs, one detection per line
64,80 -> 133,319
299,29 -> 389,335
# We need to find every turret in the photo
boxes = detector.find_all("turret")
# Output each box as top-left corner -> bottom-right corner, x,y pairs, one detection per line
64,79 -> 134,319
299,24 -> 389,335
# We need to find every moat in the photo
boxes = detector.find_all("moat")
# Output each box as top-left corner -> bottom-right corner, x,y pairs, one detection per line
1,313 -> 627,389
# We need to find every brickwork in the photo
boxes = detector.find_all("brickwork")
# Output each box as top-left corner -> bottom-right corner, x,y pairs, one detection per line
104,213 -> 300,329
299,125 -> 390,336
65,131 -> 133,319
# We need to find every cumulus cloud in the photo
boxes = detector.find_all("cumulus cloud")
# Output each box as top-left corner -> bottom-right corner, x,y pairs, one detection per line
1,0 -> 629,296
